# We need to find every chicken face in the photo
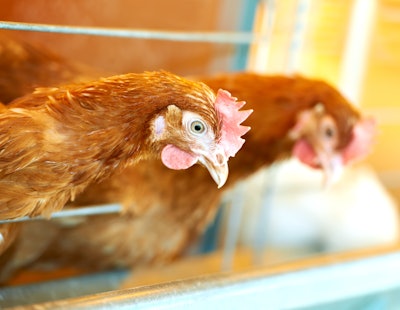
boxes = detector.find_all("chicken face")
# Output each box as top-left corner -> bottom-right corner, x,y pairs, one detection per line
151,89 -> 252,188
289,103 -> 376,184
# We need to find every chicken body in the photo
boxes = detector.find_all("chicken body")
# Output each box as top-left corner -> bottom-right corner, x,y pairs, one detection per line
0,73 -> 374,279
0,34 -> 100,104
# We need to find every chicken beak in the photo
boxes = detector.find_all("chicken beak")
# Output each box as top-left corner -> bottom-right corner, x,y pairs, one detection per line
198,151 -> 229,188
315,149 -> 344,187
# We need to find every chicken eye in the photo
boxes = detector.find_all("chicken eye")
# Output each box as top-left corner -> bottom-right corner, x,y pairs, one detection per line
325,127 -> 335,138
189,120 -> 207,135
319,116 -> 337,141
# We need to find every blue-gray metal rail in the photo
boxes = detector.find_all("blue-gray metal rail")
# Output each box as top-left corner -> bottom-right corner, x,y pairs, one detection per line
4,246 -> 400,309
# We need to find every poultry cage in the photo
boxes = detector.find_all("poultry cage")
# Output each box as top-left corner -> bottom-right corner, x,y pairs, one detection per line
1,0 -> 400,309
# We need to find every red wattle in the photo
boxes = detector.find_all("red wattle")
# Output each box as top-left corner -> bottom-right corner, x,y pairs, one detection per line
292,139 -> 319,169
161,144 -> 198,170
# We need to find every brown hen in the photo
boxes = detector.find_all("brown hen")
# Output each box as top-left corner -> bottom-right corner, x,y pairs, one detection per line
0,68 -> 252,228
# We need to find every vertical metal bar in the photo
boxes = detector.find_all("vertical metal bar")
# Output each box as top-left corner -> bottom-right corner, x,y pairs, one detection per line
339,0 -> 377,105
251,166 -> 280,265
221,183 -> 245,271
246,0 -> 276,72
285,0 -> 312,74
231,0 -> 260,70
199,0 -> 261,255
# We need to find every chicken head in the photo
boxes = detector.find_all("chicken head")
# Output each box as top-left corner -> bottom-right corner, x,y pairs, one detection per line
151,88 -> 252,188
289,103 -> 376,184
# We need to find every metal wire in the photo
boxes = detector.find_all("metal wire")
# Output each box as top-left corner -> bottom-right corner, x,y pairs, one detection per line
0,21 -> 266,44
0,204 -> 122,224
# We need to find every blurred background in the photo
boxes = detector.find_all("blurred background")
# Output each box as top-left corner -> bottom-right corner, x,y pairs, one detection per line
1,0 -> 400,308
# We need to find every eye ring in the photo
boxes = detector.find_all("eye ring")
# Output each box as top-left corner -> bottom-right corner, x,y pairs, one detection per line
189,119 -> 207,135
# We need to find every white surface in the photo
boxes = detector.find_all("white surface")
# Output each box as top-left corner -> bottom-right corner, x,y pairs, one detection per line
235,159 -> 400,252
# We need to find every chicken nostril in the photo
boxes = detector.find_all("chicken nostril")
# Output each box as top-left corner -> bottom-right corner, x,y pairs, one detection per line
216,153 -> 225,165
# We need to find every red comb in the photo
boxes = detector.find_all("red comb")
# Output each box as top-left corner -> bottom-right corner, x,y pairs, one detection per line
215,89 -> 253,158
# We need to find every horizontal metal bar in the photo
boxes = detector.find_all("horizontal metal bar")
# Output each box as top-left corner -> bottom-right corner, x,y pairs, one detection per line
0,204 -> 122,224
0,21 -> 264,44
8,247 -> 400,309
0,270 -> 128,308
